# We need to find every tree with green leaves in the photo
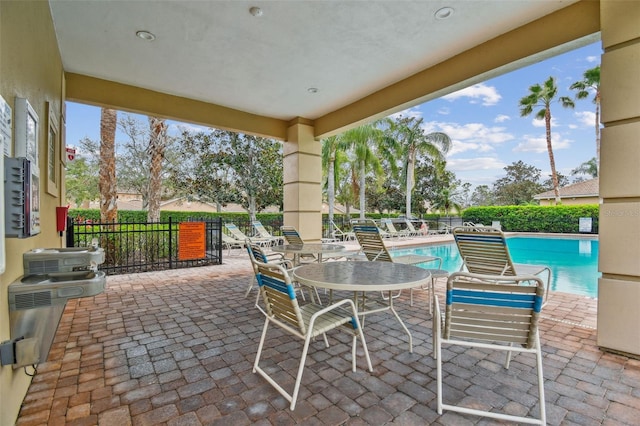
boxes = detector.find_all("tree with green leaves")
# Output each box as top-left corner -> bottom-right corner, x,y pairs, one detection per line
385,116 -> 451,218
493,160 -> 544,205
168,129 -> 240,212
341,123 -> 386,219
519,76 -> 574,204
170,129 -> 282,221
571,157 -> 598,178
65,154 -> 99,208
570,65 -> 601,174
470,185 -> 495,206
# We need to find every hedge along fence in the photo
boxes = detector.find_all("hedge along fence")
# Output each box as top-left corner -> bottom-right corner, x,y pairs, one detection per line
462,205 -> 599,234
69,205 -> 600,235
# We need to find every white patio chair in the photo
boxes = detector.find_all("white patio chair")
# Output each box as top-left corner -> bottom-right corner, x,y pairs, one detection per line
453,226 -> 551,304
434,272 -> 546,424
253,261 -> 373,410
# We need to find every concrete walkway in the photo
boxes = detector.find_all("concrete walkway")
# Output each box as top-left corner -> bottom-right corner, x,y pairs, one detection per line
14,244 -> 640,425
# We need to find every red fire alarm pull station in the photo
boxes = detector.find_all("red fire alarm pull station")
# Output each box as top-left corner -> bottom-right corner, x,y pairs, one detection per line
56,206 -> 68,236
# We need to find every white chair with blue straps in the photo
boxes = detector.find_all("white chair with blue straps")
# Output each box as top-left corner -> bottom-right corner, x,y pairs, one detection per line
252,260 -> 373,410
434,271 -> 546,424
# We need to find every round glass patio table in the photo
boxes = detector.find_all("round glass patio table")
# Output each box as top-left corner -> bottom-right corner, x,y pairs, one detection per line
293,261 -> 431,353
271,243 -> 345,264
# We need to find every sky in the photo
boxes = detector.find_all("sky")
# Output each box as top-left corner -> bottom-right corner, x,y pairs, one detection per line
65,41 -> 602,189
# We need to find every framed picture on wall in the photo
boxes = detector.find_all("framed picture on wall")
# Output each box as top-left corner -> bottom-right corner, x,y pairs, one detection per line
14,97 -> 39,173
46,102 -> 59,195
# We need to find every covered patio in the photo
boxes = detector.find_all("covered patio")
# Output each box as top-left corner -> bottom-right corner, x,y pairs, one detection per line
3,1 -> 640,424
15,253 -> 639,425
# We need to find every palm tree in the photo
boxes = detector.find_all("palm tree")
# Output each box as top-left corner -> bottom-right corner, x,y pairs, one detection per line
99,108 -> 118,223
432,188 -> 461,216
386,116 -> 451,218
341,123 -> 385,219
519,76 -> 574,204
321,135 -> 348,230
570,65 -> 601,174
147,117 -> 168,222
571,157 -> 598,178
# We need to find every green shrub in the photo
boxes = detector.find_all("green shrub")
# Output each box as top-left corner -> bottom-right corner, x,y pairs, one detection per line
462,205 -> 599,233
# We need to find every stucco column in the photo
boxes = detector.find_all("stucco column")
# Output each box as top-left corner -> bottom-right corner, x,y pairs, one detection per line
283,118 -> 322,241
597,1 -> 640,356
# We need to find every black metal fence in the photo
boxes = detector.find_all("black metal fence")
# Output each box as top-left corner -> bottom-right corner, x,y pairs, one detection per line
67,217 -> 223,275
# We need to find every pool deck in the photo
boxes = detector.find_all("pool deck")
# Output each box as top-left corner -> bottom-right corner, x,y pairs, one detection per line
15,234 -> 640,425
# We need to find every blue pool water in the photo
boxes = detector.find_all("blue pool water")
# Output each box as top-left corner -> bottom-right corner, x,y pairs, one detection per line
393,236 -> 600,298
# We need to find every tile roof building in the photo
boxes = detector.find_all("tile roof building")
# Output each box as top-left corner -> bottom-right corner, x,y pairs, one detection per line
534,178 -> 599,205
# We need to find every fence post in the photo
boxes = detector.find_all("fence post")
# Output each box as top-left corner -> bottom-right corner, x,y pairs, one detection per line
169,217 -> 173,269
66,216 -> 74,247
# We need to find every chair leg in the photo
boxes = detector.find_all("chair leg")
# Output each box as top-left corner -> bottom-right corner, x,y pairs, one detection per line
535,332 -> 546,424
245,275 -> 256,298
290,334 -> 314,410
354,322 -> 373,373
253,319 -> 270,373
436,334 -> 443,414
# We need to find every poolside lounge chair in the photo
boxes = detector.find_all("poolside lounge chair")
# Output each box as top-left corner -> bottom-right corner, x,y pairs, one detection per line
434,272 -> 546,424
353,222 -> 447,304
403,219 -> 422,237
222,233 -> 245,256
252,260 -> 372,410
330,220 -> 356,241
453,226 -> 551,303
381,218 -> 410,239
225,223 -> 272,247
252,220 -> 284,245
436,222 -> 453,234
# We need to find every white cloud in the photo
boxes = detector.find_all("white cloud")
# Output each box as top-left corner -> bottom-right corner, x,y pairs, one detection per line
586,55 -> 599,63
390,107 -> 423,120
513,133 -> 572,153
433,122 -> 513,143
437,107 -> 450,115
447,157 -> 506,172
442,83 -> 501,106
494,114 -> 510,123
421,121 -> 514,156
575,111 -> 595,127
531,116 -> 558,128
175,123 -> 210,133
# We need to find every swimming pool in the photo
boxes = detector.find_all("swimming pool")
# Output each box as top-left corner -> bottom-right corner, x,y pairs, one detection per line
393,236 -> 600,298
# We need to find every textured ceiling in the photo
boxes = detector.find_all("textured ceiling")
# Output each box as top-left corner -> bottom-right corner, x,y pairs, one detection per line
49,0 -> 579,121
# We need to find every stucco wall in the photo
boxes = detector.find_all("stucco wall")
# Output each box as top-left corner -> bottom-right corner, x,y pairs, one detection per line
537,196 -> 600,206
0,2 -> 65,424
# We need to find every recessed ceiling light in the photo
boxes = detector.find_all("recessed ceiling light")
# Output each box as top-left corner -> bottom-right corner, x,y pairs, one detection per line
249,6 -> 263,17
136,30 -> 156,41
434,7 -> 454,20
307,88 -> 318,94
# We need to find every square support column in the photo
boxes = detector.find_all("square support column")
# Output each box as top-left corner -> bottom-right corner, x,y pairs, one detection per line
283,119 -> 322,241
597,0 -> 640,357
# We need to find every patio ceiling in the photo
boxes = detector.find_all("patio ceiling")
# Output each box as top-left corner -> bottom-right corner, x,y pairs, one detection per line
50,0 -> 597,138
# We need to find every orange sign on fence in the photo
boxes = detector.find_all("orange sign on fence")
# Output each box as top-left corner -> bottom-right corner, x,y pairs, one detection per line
178,222 -> 206,260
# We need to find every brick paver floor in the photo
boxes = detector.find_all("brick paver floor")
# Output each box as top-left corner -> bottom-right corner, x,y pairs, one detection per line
14,253 -> 640,425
